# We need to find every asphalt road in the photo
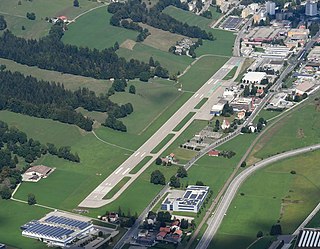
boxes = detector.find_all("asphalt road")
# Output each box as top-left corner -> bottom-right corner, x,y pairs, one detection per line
79,57 -> 243,208
196,144 -> 320,249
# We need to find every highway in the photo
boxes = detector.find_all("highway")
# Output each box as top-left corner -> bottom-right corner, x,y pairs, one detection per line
79,57 -> 243,208
195,144 -> 320,249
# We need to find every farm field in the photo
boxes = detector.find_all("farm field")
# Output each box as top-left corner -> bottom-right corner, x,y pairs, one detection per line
0,199 -> 49,249
251,96 -> 320,160
209,150 -> 320,249
0,0 -> 102,39
62,7 -> 139,49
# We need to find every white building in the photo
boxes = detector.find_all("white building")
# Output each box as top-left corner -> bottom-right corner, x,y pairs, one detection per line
210,103 -> 225,116
266,1 -> 276,15
22,165 -> 53,182
21,214 -> 94,247
242,72 -> 267,84
305,0 -> 318,16
161,186 -> 210,213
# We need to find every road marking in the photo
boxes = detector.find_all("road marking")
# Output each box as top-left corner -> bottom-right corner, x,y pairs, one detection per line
200,94 -> 204,98
135,152 -> 140,157
114,167 -> 123,175
122,168 -> 131,175
141,152 -> 146,157
194,93 -> 199,98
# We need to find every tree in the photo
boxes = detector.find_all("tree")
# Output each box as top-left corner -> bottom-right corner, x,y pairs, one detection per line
221,102 -> 234,117
177,166 -> 188,178
150,170 -> 165,185
128,85 -> 136,94
169,175 -> 180,188
309,22 -> 319,37
149,57 -> 155,67
270,224 -> 282,235
243,85 -> 250,97
0,16 -> 7,30
155,157 -> 162,165
0,185 -> 11,199
180,219 -> 189,229
27,193 -> 36,205
196,180 -> 204,186
26,12 -> 36,20
139,71 -> 150,82
114,41 -> 119,50
256,231 -> 263,238
215,119 -> 220,131
240,161 -> 246,167
73,0 -> 80,7
0,64 -> 6,71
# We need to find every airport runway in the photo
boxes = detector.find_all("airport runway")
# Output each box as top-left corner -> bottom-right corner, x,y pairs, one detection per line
79,56 -> 244,208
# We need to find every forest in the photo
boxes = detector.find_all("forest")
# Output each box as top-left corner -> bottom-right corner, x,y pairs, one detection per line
0,120 -> 79,199
0,69 -> 132,131
0,26 -> 168,81
108,0 -> 214,40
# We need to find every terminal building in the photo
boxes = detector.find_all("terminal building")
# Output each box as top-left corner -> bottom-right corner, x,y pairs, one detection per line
161,186 -> 210,213
21,214 -> 93,247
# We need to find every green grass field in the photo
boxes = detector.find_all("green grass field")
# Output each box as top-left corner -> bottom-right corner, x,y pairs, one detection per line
252,98 -> 320,160
151,134 -> 175,154
194,98 -> 208,109
222,66 -> 237,80
129,156 -> 153,174
210,150 -> 320,249
0,0 -> 102,39
0,199 -> 49,249
173,112 -> 196,131
62,7 -> 139,49
104,177 -> 131,199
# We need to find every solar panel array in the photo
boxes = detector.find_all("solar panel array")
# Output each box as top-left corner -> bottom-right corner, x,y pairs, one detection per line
24,223 -> 74,239
45,216 -> 90,230
297,230 -> 320,248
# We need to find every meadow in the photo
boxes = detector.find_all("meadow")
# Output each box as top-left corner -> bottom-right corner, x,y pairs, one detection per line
251,97 -> 320,160
0,0 -> 102,39
210,150 -> 320,249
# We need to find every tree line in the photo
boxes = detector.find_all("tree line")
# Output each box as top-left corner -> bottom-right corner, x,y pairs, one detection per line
0,120 -> 80,199
0,26 -> 168,81
0,69 -> 133,131
108,0 -> 214,40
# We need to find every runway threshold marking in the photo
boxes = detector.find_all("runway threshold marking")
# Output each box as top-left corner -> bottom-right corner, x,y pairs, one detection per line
194,93 -> 199,98
135,152 -> 140,157
140,152 -> 146,157
122,168 -> 131,175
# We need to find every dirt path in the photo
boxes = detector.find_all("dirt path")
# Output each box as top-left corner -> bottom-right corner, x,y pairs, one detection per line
67,3 -> 107,25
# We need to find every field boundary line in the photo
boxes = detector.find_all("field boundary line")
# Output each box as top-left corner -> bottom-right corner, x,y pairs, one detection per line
68,3 -> 107,25
91,130 -> 135,152
0,11 -> 27,19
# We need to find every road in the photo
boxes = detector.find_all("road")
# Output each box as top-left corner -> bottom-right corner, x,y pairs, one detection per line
195,144 -> 320,249
79,57 -> 243,208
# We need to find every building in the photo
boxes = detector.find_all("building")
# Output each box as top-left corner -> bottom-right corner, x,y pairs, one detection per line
161,186 -> 210,213
305,0 -> 318,16
208,150 -> 219,157
221,119 -> 230,130
230,97 -> 253,112
296,228 -> 320,248
210,102 -> 225,116
22,165 -> 53,182
0,244 -> 5,249
295,81 -> 315,95
266,1 -> 276,15
242,72 -> 267,84
21,214 -> 94,247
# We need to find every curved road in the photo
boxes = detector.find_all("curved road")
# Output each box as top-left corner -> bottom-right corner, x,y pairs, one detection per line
196,144 -> 320,249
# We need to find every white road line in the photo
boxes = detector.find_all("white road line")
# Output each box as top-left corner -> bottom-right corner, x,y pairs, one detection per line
200,94 -> 204,98
194,93 -> 199,98
135,152 -> 140,157
122,168 -> 131,175
140,152 -> 146,157
114,167 -> 123,175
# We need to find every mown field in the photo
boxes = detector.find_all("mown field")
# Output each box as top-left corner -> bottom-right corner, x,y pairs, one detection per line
210,150 -> 320,249
0,0 -> 102,39
0,199 -> 49,249
250,96 -> 320,161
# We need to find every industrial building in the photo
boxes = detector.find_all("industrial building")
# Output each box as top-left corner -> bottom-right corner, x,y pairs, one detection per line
161,186 -> 210,213
305,0 -> 318,16
266,1 -> 276,15
21,214 -> 94,247
22,165 -> 53,182
230,97 -> 254,112
242,72 -> 267,84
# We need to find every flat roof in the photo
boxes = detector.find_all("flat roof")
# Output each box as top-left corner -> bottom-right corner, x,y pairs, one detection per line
296,81 -> 315,92
242,72 -> 267,82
